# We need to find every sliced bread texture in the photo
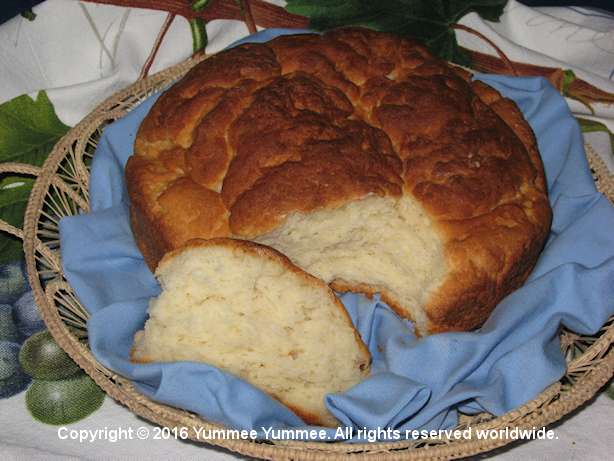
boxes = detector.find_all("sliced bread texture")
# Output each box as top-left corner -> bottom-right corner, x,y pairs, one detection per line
131,238 -> 371,427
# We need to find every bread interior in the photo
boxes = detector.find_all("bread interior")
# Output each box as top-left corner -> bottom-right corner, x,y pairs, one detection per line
131,243 -> 370,426
255,195 -> 447,334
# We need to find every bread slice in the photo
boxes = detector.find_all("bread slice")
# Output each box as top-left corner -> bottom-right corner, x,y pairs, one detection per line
131,238 -> 370,427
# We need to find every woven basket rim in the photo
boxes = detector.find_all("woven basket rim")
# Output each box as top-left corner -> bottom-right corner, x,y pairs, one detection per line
15,55 -> 614,461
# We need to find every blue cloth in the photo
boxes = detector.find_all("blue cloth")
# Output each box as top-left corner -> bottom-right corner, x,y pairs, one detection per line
59,29 -> 614,440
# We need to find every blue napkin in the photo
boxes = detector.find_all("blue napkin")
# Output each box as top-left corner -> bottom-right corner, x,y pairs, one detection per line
59,29 -> 614,439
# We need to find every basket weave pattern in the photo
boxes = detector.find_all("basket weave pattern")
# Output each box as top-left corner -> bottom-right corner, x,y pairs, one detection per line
1,57 -> 613,460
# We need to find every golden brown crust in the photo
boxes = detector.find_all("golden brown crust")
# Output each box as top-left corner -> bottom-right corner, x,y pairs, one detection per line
330,279 -> 424,337
395,76 -> 551,332
126,27 -> 552,334
284,403 -> 336,427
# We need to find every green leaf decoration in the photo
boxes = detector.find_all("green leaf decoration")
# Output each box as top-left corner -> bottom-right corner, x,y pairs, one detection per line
577,118 -> 614,156
561,69 -> 576,95
26,374 -> 105,425
190,18 -> 208,53
0,176 -> 35,264
561,72 -> 595,115
192,0 -> 210,12
285,0 -> 508,65
19,330 -> 81,381
0,91 -> 69,263
21,9 -> 37,21
0,91 -> 70,166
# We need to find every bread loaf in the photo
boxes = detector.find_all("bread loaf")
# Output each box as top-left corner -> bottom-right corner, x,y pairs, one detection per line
131,238 -> 371,427
126,27 -> 551,335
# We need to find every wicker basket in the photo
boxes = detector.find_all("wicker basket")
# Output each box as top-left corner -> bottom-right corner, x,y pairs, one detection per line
1,56 -> 613,460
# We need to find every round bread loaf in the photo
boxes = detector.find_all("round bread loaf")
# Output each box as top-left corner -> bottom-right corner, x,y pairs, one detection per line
126,27 -> 552,335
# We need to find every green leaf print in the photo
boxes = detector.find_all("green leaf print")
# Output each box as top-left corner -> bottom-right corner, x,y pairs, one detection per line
0,91 -> 70,166
0,91 -> 70,263
285,0 -> 508,65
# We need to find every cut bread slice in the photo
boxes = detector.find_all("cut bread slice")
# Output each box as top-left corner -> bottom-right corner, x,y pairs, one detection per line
131,238 -> 371,427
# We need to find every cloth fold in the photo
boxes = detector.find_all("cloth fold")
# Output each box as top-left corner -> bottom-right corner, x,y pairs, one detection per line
59,30 -> 614,440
